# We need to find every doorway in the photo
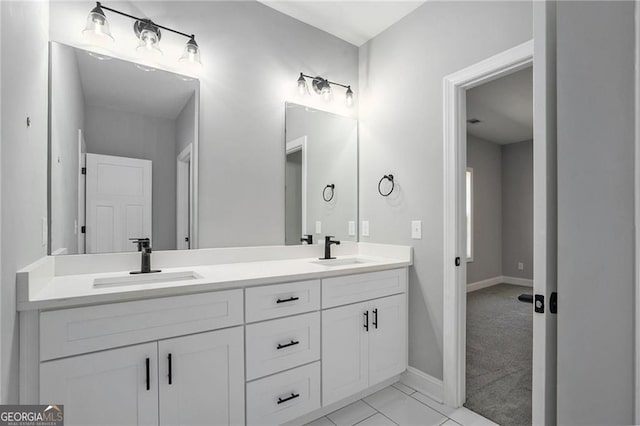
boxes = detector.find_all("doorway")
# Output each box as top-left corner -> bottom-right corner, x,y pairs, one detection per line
464,65 -> 534,424
442,39 -> 555,425
177,144 -> 193,250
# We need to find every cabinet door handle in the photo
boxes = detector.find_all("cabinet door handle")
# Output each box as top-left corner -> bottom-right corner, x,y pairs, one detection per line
168,353 -> 172,385
276,296 -> 299,304
373,308 -> 378,329
364,311 -> 369,332
145,357 -> 150,391
277,340 -> 300,350
277,392 -> 300,404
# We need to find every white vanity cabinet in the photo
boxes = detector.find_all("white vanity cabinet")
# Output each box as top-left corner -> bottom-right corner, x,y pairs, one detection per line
40,328 -> 244,426
321,270 -> 407,406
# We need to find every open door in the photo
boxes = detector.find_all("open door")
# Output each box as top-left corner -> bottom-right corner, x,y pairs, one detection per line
177,144 -> 193,250
77,129 -> 86,254
85,153 -> 152,253
531,2 -> 557,425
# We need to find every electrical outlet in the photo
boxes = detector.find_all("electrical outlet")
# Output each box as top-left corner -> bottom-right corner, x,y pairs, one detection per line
348,221 -> 356,236
361,220 -> 370,237
315,221 -> 322,234
411,220 -> 422,239
518,262 -> 524,271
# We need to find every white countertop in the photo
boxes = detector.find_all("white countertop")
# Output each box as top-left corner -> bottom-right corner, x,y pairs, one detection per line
17,243 -> 412,311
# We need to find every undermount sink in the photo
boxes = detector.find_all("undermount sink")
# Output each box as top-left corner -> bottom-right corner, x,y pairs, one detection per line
310,258 -> 369,267
93,271 -> 202,288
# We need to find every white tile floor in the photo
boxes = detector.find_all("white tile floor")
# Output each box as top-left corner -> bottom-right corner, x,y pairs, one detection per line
306,383 -> 498,426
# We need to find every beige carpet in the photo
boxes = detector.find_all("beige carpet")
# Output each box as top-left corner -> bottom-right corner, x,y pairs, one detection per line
465,283 -> 533,426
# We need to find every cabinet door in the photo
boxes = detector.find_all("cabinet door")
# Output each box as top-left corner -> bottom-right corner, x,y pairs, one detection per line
322,301 -> 369,406
158,327 -> 244,426
40,342 -> 158,426
369,294 -> 407,385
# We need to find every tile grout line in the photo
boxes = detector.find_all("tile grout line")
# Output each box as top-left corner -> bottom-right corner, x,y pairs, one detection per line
352,411 -> 382,426
359,396 -> 399,425
408,391 -> 454,419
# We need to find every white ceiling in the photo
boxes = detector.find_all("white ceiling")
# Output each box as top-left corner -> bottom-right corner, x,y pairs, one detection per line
76,49 -> 197,120
257,1 -> 426,46
466,66 -> 533,145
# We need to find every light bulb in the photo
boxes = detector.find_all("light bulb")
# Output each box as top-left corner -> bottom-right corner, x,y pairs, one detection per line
345,86 -> 354,108
135,20 -> 162,60
82,3 -> 114,46
297,73 -> 307,96
179,36 -> 202,73
321,83 -> 332,102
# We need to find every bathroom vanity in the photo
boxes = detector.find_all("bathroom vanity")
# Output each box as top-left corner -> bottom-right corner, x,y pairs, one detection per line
18,243 -> 411,425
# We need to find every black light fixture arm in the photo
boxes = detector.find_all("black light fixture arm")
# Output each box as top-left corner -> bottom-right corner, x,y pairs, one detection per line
96,2 -> 195,40
299,73 -> 350,89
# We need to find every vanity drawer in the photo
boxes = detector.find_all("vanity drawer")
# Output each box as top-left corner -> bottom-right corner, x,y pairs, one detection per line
246,362 -> 320,426
322,269 -> 407,308
245,280 -> 320,322
246,312 -> 320,380
40,289 -> 243,361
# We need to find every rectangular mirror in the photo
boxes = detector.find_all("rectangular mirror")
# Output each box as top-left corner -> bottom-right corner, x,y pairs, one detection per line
49,42 -> 199,255
285,103 -> 358,245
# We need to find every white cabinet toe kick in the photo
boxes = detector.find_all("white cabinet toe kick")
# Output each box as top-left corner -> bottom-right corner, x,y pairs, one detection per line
20,267 -> 408,426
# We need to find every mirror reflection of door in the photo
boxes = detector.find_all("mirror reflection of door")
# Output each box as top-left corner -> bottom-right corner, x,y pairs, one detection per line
85,154 -> 152,254
285,136 -> 307,245
177,144 -> 193,250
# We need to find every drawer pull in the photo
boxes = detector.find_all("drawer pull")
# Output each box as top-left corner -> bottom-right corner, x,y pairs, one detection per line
373,308 -> 378,329
145,357 -> 150,391
277,340 -> 300,350
276,296 -> 300,304
277,392 -> 300,404
364,310 -> 369,331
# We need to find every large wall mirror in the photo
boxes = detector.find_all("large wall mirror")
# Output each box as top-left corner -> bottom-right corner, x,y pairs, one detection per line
49,42 -> 199,255
285,103 -> 358,245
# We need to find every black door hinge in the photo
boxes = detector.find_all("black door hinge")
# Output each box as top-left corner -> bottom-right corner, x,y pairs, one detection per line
455,257 -> 461,266
81,167 -> 86,175
534,294 -> 544,313
550,292 -> 557,314
81,226 -> 86,234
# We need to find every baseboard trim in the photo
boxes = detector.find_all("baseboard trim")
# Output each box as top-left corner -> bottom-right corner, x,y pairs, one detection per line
466,276 -> 502,293
467,275 -> 533,292
502,276 -> 533,287
400,366 -> 444,403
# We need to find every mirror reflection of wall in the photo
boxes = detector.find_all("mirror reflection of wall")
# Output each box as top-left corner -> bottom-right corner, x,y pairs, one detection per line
49,42 -> 199,255
284,103 -> 358,245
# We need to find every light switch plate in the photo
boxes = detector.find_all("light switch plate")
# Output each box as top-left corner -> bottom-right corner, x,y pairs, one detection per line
518,262 -> 524,271
348,221 -> 356,236
315,221 -> 322,234
411,220 -> 422,239
361,220 -> 370,237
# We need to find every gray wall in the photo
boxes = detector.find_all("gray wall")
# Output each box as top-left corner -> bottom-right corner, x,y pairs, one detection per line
50,42 -> 84,255
502,140 -> 533,279
49,0 -> 359,249
359,1 -> 532,378
84,104 -> 177,251
466,135 -> 502,284
0,0 -> 49,402
556,1 -> 635,424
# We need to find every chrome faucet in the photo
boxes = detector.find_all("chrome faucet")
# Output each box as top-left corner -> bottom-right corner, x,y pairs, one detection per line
320,236 -> 341,260
130,238 -> 161,274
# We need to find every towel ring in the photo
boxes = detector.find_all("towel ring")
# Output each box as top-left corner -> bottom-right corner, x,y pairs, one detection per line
378,174 -> 395,197
323,184 -> 335,202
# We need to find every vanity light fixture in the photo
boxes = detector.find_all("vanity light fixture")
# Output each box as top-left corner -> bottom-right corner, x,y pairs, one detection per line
296,73 -> 354,108
82,2 -> 203,70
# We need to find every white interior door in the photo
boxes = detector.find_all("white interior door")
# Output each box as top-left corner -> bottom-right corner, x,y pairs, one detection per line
77,130 -> 86,254
176,145 -> 192,250
158,327 -> 245,426
40,343 -> 159,426
85,153 -> 152,254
